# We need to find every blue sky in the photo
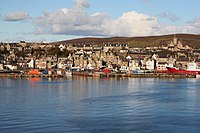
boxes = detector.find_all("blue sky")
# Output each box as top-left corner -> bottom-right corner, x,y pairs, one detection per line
0,0 -> 200,42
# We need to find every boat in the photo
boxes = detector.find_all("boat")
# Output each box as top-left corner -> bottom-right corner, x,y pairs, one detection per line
64,67 -> 73,77
28,69 -> 41,75
166,62 -> 200,75
65,71 -> 72,77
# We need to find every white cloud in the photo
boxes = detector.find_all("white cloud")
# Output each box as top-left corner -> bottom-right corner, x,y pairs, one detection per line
181,17 -> 200,33
2,11 -> 31,21
103,11 -> 158,36
33,0 -> 158,37
33,0 -> 109,36
33,0 -> 200,37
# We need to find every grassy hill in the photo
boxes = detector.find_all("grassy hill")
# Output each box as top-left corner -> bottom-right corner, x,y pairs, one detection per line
53,34 -> 200,48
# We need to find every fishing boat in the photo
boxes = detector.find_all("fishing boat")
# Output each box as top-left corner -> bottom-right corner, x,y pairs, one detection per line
166,62 -> 200,75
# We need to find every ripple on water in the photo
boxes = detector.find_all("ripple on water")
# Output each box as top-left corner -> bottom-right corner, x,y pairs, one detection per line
1,78 -> 200,133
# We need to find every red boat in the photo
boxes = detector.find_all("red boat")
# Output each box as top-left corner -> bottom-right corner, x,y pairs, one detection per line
166,66 -> 200,75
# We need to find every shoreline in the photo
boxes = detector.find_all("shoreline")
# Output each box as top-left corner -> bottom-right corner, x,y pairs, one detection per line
0,72 -> 197,79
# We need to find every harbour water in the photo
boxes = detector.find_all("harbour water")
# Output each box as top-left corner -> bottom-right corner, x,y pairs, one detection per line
0,77 -> 200,133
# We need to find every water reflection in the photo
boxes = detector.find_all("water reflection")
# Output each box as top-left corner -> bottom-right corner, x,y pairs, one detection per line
0,77 -> 200,132
28,77 -> 41,82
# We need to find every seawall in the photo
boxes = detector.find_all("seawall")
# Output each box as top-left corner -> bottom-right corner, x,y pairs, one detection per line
0,72 -> 197,78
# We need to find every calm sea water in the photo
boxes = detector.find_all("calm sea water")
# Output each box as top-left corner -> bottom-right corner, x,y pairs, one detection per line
0,77 -> 200,133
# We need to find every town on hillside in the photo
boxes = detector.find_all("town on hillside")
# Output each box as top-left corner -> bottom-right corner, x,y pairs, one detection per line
0,36 -> 200,77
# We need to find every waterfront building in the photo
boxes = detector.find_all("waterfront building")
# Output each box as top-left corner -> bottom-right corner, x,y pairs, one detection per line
146,60 -> 154,70
0,64 -> 3,70
27,59 -> 35,68
156,62 -> 168,71
35,59 -> 47,69
0,35 -> 198,73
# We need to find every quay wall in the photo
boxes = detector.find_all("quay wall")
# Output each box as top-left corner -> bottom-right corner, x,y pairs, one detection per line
0,72 -> 197,78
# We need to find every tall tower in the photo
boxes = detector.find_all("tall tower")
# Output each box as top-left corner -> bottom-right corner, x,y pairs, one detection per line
173,34 -> 178,45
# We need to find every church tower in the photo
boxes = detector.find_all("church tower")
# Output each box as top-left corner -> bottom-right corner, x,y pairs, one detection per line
173,34 -> 178,45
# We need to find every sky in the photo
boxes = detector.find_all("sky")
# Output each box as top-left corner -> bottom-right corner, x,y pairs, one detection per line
0,0 -> 200,42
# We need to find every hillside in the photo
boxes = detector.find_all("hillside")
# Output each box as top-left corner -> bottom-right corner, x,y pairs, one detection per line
52,34 -> 200,48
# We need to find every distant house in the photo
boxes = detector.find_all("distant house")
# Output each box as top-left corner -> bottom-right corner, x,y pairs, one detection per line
83,44 -> 93,50
120,48 -> 129,54
128,59 -> 141,70
93,46 -> 102,51
103,42 -> 129,52
175,56 -> 189,69
120,58 -> 129,67
195,59 -> 200,68
5,64 -> 18,70
129,48 -> 148,59
156,51 -> 169,65
57,57 -> 73,69
156,62 -> 168,71
0,64 -> 3,70
59,44 -> 65,51
146,60 -> 155,70
18,41 -> 27,48
0,45 -> 5,51
84,50 -> 93,55
35,59 -> 47,69
59,59 -> 73,69
27,59 -> 35,68
32,43 -> 39,50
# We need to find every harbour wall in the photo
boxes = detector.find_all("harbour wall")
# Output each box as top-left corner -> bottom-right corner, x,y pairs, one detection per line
0,72 -> 197,78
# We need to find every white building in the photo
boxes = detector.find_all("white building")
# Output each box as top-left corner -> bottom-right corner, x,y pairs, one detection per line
27,59 -> 35,68
35,60 -> 47,69
146,60 -> 154,70
59,44 -> 65,51
0,64 -> 3,70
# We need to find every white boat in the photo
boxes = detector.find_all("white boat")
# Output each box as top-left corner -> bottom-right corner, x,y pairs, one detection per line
65,71 -> 72,77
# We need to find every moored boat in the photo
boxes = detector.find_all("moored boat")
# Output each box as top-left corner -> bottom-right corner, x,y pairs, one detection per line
65,71 -> 72,77
166,66 -> 200,74
166,62 -> 200,75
